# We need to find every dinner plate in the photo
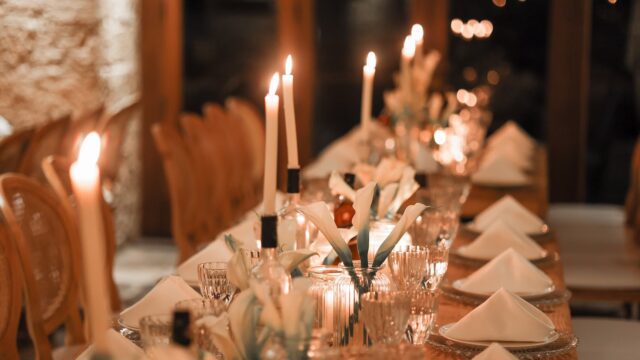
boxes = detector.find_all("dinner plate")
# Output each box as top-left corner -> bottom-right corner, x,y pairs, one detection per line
463,222 -> 551,238
438,323 -> 560,350
118,317 -> 140,332
450,249 -> 559,268
451,279 -> 556,297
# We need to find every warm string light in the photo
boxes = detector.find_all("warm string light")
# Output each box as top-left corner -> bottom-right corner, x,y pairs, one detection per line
450,18 -> 493,39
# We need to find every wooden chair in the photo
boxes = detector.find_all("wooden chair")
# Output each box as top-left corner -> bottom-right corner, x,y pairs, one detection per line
0,219 -> 22,360
19,116 -> 71,183
180,113 -> 231,239
0,174 -> 85,360
97,97 -> 140,198
548,138 -> 640,303
60,105 -> 104,158
0,127 -> 36,174
225,97 -> 265,201
152,122 -> 206,263
41,155 -> 121,312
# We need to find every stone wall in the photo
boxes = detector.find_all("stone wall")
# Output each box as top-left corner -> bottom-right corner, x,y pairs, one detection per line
0,0 -> 141,245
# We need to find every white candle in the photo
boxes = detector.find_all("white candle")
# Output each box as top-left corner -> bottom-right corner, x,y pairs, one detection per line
282,55 -> 299,169
69,133 -> 110,354
263,73 -> 280,215
360,51 -> 377,140
401,36 -> 416,101
411,24 -> 424,66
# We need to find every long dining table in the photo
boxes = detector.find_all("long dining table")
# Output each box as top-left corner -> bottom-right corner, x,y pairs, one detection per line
431,146 -> 577,359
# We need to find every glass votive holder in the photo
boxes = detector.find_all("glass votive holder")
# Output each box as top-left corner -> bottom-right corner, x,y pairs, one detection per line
405,290 -> 439,344
424,243 -> 449,291
197,261 -> 236,304
139,314 -> 173,349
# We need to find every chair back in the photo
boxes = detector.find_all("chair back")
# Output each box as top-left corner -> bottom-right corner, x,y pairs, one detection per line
0,127 -> 35,174
60,105 -> 104,157
0,174 -> 84,360
19,116 -> 71,182
98,98 -> 140,183
0,219 -> 22,360
225,97 -> 265,183
41,155 -> 121,311
152,122 -> 204,262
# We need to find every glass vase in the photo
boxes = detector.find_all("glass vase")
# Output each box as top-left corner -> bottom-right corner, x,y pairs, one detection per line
332,262 -> 391,347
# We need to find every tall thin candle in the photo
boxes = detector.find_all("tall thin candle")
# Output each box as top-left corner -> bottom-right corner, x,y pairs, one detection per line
69,133 -> 110,354
263,73 -> 280,215
282,55 -> 299,169
411,24 -> 424,65
401,36 -> 416,101
360,51 -> 377,140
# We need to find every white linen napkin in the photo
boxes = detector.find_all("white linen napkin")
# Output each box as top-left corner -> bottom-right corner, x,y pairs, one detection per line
473,195 -> 545,234
76,329 -> 144,360
487,121 -> 536,149
328,171 -> 356,202
177,217 -> 259,284
445,288 -> 555,342
457,220 -> 546,260
472,343 -> 518,360
472,155 -> 530,187
120,276 -> 201,329
456,248 -> 554,295
482,145 -> 532,171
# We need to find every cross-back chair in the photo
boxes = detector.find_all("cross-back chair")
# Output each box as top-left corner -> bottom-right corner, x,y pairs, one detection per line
19,115 -> 71,183
0,174 -> 85,360
41,155 -> 121,312
60,105 -> 104,158
0,218 -> 22,360
180,113 -> 232,239
152,122 -> 207,263
0,127 -> 36,174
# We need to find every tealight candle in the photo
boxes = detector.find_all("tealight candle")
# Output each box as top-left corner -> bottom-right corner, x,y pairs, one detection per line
69,133 -> 110,354
360,51 -> 376,140
263,73 -> 280,215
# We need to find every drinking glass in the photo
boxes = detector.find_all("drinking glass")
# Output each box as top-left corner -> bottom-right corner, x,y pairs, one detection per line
405,290 -> 439,344
361,291 -> 410,345
409,207 -> 459,249
424,243 -> 449,291
197,261 -> 236,304
140,314 -> 173,348
175,298 -> 227,354
241,248 -> 261,269
387,246 -> 428,291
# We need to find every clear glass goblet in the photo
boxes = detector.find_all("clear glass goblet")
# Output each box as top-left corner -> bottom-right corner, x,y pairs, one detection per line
361,291 -> 410,345
387,246 -> 428,291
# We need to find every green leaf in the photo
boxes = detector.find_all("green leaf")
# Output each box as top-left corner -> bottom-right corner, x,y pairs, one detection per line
224,234 -> 242,253
278,249 -> 318,273
227,251 -> 250,290
228,289 -> 259,359
372,203 -> 428,267
298,202 -> 353,267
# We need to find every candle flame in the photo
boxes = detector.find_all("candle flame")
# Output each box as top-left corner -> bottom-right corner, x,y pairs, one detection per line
402,36 -> 416,58
269,73 -> 280,95
78,132 -> 101,165
285,55 -> 292,75
366,51 -> 376,68
434,129 -> 447,145
411,24 -> 424,43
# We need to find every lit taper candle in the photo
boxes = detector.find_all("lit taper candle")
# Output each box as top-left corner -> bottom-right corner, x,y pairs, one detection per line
411,24 -> 424,65
282,55 -> 299,169
401,36 -> 416,100
69,133 -> 110,354
360,51 -> 377,140
263,73 -> 280,215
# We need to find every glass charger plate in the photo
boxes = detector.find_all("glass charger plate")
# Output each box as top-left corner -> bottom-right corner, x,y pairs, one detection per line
461,223 -> 552,242
449,250 -> 559,268
426,327 -> 577,359
441,281 -> 571,311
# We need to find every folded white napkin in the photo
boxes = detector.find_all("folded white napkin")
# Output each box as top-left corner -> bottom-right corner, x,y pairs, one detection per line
329,171 -> 356,202
473,195 -> 545,234
457,248 -> 554,295
177,217 -> 259,284
457,220 -> 546,260
120,276 -> 201,329
445,288 -> 555,342
76,329 -> 144,360
472,155 -> 530,187
487,121 -> 536,149
472,343 -> 518,360
482,145 -> 532,171
487,136 -> 533,161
